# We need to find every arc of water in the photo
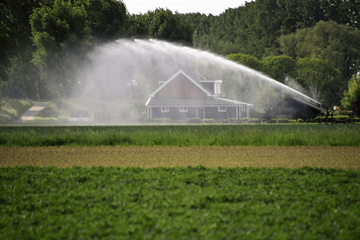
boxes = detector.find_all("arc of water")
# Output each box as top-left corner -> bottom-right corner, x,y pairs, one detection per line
148,39 -> 324,110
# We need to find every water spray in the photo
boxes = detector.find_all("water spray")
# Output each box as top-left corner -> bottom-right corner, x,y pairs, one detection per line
72,39 -> 326,124
148,39 -> 324,110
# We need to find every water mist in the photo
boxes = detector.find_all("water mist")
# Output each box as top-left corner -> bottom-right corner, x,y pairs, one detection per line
68,39 -> 323,124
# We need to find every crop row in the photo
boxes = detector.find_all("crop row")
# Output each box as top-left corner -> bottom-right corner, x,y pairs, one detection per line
1,166 -> 359,239
1,124 -> 360,147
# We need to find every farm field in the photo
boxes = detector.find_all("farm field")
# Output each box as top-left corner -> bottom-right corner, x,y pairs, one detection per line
1,166 -> 359,239
1,124 -> 360,239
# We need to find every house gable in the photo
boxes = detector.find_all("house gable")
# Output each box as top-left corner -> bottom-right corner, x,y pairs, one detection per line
150,70 -> 211,98
145,70 -> 254,119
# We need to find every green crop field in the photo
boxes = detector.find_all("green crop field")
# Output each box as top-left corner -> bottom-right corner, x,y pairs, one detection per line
1,124 -> 360,239
1,166 -> 359,239
1,124 -> 360,147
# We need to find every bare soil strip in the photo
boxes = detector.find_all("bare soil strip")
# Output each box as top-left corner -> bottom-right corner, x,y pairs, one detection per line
1,146 -> 359,169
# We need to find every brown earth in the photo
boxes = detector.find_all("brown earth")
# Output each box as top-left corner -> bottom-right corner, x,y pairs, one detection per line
1,146 -> 359,169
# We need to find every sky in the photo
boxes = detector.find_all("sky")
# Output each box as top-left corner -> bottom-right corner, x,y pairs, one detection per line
123,0 -> 250,16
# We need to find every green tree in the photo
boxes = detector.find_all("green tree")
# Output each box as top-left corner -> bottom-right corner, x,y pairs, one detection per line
30,0 -> 92,100
227,53 -> 262,71
296,57 -> 341,106
262,55 -> 296,83
342,74 -> 360,116
279,21 -> 360,81
147,9 -> 193,44
188,0 -> 359,59
84,0 -> 128,42
28,0 -> 129,100
124,14 -> 149,38
232,1 -> 265,58
0,0 -> 43,100
319,0 -> 360,29
193,31 -> 238,55
0,2 -> 12,82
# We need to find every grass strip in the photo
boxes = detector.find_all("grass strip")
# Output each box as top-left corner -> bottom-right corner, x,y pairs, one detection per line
1,124 -> 360,147
0,166 -> 359,239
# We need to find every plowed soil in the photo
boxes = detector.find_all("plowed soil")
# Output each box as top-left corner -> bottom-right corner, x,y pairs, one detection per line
1,146 -> 359,169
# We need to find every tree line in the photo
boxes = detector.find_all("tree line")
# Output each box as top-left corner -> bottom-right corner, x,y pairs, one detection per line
0,0 -> 359,115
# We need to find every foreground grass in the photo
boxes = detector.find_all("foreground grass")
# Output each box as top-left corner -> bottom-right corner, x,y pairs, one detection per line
0,166 -> 359,239
1,124 -> 360,147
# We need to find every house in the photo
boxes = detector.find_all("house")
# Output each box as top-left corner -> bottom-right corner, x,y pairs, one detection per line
145,70 -> 253,120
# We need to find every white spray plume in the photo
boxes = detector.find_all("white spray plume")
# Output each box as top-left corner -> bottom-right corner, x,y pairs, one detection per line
65,39 -> 322,124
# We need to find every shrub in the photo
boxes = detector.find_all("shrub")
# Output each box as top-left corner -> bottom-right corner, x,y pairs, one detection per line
186,118 -> 201,123
315,116 -> 323,123
278,119 -> 290,123
314,115 -> 357,123
229,118 -> 242,123
202,118 -> 215,123
241,118 -> 249,123
139,118 -> 173,123
57,115 -> 71,121
216,119 -> 229,124
297,118 -> 304,123
337,116 -> 349,121
248,118 -> 261,123
266,119 -> 277,123
154,118 -> 172,123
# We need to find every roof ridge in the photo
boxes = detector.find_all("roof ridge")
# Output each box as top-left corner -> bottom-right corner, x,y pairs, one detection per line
148,69 -> 212,98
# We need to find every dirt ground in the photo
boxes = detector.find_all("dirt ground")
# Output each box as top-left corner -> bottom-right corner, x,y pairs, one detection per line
1,146 -> 359,169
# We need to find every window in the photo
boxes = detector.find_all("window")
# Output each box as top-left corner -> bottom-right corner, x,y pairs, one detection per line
179,107 -> 188,112
218,106 -> 226,112
161,107 -> 169,112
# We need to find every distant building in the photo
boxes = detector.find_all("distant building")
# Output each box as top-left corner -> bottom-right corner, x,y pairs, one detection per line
145,70 -> 253,120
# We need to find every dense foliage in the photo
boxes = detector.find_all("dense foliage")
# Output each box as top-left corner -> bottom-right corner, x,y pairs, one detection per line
1,124 -> 360,147
342,74 -> 360,116
1,0 -> 359,111
0,98 -> 32,122
1,166 -> 359,239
